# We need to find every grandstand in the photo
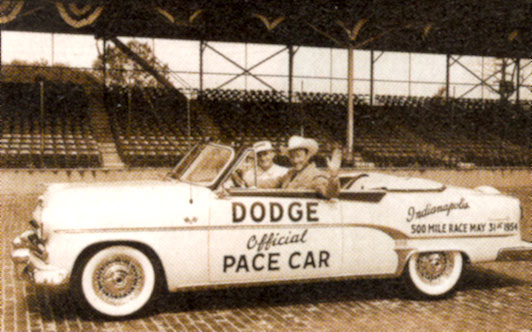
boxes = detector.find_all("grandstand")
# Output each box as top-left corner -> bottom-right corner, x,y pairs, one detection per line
0,79 -> 529,169
0,1 -> 529,171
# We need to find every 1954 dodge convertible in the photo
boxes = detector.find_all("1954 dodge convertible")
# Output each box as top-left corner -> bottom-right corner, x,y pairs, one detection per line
11,142 -> 531,317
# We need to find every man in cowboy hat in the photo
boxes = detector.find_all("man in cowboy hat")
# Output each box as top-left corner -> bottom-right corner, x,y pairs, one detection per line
241,140 -> 288,186
259,135 -> 342,199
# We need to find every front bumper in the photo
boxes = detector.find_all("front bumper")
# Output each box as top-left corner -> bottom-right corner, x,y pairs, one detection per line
495,241 -> 532,261
11,230 -> 68,286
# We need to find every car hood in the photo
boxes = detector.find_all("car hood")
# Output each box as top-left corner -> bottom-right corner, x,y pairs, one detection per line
39,180 -> 212,231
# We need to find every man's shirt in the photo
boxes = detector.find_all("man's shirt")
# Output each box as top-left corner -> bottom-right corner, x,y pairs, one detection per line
243,163 -> 288,187
258,162 -> 340,199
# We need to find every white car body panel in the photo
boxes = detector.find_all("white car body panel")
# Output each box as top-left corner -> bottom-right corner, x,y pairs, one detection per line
12,144 -> 531,296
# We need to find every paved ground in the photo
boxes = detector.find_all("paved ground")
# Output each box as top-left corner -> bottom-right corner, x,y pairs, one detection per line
1,193 -> 530,332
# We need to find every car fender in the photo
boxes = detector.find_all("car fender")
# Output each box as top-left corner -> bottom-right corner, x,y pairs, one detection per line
403,235 -> 525,264
45,232 -> 168,285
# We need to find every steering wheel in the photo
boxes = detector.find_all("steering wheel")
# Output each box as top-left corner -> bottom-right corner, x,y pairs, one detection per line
230,169 -> 247,188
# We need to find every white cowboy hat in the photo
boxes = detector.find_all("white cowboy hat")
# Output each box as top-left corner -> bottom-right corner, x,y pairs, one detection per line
252,140 -> 275,153
287,135 -> 319,158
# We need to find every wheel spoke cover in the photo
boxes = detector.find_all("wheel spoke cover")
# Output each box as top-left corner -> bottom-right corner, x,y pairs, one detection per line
93,254 -> 145,305
415,252 -> 453,284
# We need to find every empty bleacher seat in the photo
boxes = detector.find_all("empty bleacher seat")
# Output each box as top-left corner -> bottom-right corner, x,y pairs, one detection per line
0,81 -> 101,168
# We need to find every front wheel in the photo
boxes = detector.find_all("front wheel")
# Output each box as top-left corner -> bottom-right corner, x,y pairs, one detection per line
73,245 -> 158,318
404,251 -> 463,298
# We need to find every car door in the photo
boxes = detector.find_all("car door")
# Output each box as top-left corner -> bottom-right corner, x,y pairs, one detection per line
208,188 -> 343,284
340,185 -> 400,276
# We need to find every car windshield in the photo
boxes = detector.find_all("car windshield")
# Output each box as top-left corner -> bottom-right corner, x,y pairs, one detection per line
169,143 -> 234,186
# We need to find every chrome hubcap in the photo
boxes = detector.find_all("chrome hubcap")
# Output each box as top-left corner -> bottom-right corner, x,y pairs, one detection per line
93,255 -> 144,305
416,252 -> 453,284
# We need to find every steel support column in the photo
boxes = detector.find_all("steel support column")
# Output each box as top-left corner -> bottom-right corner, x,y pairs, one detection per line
288,45 -> 294,103
515,58 -> 520,103
39,80 -> 44,155
199,40 -> 205,93
370,50 -> 374,106
445,54 -> 450,102
346,44 -> 354,160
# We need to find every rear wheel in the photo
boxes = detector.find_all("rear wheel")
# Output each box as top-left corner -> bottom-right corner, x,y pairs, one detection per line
73,245 -> 158,318
404,251 -> 463,298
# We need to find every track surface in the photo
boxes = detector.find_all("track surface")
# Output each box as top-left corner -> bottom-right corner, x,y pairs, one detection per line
1,189 -> 530,332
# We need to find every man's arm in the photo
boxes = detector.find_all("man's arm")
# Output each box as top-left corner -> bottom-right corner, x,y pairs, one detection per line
312,173 -> 340,199
316,148 -> 342,199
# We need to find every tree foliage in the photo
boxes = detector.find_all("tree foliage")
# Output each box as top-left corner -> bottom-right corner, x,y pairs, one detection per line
3,60 -> 98,85
93,40 -> 171,88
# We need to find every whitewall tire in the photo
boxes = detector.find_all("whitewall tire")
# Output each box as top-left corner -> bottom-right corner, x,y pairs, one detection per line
75,245 -> 158,318
405,251 -> 463,298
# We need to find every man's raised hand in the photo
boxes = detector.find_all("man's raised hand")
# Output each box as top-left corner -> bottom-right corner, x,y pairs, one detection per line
327,148 -> 342,177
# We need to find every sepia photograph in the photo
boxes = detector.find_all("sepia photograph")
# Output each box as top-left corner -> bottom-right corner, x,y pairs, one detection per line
1,1 -> 530,331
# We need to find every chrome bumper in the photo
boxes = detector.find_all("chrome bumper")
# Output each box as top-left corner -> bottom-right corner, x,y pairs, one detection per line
11,230 -> 68,286
496,241 -> 532,261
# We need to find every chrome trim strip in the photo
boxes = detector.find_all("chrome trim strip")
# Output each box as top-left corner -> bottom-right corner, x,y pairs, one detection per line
54,224 -> 515,240
227,189 -> 386,202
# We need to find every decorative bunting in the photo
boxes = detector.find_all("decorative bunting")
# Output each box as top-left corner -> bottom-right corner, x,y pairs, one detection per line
252,14 -> 285,32
155,6 -> 203,26
55,1 -> 103,28
0,0 -> 24,24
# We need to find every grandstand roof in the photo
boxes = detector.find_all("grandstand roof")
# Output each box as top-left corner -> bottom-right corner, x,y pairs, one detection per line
1,1 -> 530,59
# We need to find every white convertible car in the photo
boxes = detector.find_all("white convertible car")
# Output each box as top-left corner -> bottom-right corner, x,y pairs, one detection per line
11,142 -> 531,318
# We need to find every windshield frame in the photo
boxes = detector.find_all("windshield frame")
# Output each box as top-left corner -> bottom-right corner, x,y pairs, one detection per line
218,148 -> 259,188
168,142 -> 235,187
